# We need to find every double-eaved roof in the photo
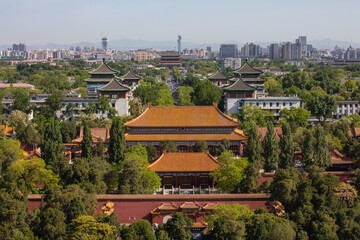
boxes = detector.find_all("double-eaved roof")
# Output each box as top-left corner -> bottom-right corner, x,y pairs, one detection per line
148,152 -> 219,172
97,78 -> 131,92
124,104 -> 240,128
208,71 -> 228,80
222,78 -> 256,91
235,62 -> 263,75
89,61 -> 118,75
121,71 -> 142,81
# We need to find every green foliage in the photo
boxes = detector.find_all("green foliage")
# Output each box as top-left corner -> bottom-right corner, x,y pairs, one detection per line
0,138 -> 24,174
211,151 -> 248,193
23,124 -> 41,147
246,212 -> 296,240
279,107 -> 310,129
81,121 -> 93,160
244,121 -> 261,163
108,117 -> 125,164
70,157 -> 110,194
193,140 -> 208,152
314,125 -> 331,167
182,74 -> 200,88
129,97 -> 146,117
302,130 -> 314,170
176,86 -> 194,106
262,122 -> 278,172
264,77 -> 283,96
306,95 -> 337,122
68,215 -> 116,240
192,79 -> 222,105
0,189 -> 33,239
31,207 -> 67,240
8,157 -> 59,193
41,118 -> 68,176
125,219 -> 156,240
159,140 -> 178,153
146,145 -> 158,162
240,105 -> 273,129
94,138 -> 105,159
165,213 -> 193,240
134,80 -> 173,106
13,88 -> 30,113
278,122 -> 294,169
118,146 -> 161,194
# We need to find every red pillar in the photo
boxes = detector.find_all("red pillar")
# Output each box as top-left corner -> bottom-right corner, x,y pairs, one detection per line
240,143 -> 244,156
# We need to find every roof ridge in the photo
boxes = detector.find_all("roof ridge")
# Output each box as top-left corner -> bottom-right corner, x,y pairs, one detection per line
222,78 -> 256,91
124,106 -> 150,126
90,61 -> 118,74
97,78 -> 131,91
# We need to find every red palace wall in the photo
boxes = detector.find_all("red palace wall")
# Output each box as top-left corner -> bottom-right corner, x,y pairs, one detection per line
28,194 -> 269,224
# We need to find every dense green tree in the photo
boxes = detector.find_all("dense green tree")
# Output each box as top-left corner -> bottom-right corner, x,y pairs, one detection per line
264,77 -> 284,96
67,196 -> 87,222
182,74 -> 200,88
279,107 -> 310,129
278,122 -> 294,169
8,157 -> 59,193
0,189 -> 33,239
13,88 -> 30,113
0,138 -> 24,174
314,125 -> 331,167
302,130 -> 314,170
211,151 -> 248,193
146,145 -> 158,161
81,121 -> 93,160
126,219 -> 156,240
306,95 -> 337,122
44,90 -> 64,116
68,215 -> 116,240
262,122 -> 278,172
94,138 -> 105,159
23,124 -> 41,147
159,140 -> 178,153
239,105 -> 273,129
108,117 -> 125,164
192,79 -> 222,105
31,207 -> 67,240
244,121 -> 261,163
165,213 -> 193,240
59,120 -> 77,143
118,156 -> 161,194
129,97 -> 146,117
246,213 -> 296,240
193,140 -> 208,152
176,86 -> 194,106
41,118 -> 68,176
240,161 -> 262,193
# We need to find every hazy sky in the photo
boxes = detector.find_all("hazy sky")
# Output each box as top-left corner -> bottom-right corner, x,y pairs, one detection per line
1,0 -> 360,45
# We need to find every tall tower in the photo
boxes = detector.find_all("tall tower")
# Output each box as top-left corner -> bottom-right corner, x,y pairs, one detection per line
101,36 -> 108,51
177,35 -> 182,53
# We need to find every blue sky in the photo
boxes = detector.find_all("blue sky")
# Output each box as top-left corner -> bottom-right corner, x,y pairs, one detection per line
1,0 -> 359,45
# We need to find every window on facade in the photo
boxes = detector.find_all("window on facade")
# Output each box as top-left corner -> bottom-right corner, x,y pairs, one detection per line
256,103 -> 259,106
112,103 -> 115,108
239,102 -> 243,107
230,92 -> 236,98
283,102 -> 286,106
263,102 -> 266,107
270,102 -> 273,107
276,102 -> 280,107
290,102 -> 293,106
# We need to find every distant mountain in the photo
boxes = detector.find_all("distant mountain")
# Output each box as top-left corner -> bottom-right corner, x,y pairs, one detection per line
0,38 -> 358,51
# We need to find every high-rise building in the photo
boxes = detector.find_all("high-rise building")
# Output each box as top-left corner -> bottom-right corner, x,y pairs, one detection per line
296,36 -> 307,58
19,43 -> 27,51
12,44 -> 19,51
281,42 -> 292,59
102,37 -> 109,51
222,58 -> 241,71
220,44 -> 239,59
291,42 -> 301,59
269,44 -> 280,59
241,43 -> 262,58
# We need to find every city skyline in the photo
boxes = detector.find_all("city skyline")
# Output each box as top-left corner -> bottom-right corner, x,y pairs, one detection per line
1,0 -> 360,46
